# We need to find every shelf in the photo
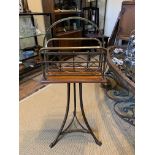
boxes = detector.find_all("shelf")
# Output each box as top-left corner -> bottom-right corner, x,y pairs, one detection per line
19,33 -> 45,39
56,29 -> 82,37
19,12 -> 51,16
19,51 -> 38,61
19,63 -> 41,75
19,12 -> 52,79
54,10 -> 82,14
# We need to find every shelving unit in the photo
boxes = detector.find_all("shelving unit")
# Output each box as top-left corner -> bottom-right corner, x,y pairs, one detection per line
42,0 -> 83,47
19,12 -> 52,79
82,0 -> 99,35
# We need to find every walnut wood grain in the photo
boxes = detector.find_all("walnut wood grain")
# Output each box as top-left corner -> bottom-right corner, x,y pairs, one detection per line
41,68 -> 107,83
41,75 -> 107,83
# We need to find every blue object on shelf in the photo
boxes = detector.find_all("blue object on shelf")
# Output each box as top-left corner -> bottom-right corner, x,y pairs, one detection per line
23,50 -> 34,58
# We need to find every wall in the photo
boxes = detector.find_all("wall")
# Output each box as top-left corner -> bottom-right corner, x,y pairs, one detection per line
27,0 -> 45,46
103,0 -> 124,37
27,0 -> 43,12
102,0 -> 133,37
93,0 -> 125,37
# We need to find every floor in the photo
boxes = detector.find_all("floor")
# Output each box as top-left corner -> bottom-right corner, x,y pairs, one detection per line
19,72 -> 134,155
19,72 -> 45,100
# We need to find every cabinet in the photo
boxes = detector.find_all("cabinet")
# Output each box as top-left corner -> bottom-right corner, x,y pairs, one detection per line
82,0 -> 99,35
19,12 -> 52,79
42,0 -> 83,46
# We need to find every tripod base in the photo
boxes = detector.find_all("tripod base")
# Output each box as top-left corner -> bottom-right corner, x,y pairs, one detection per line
49,83 -> 102,148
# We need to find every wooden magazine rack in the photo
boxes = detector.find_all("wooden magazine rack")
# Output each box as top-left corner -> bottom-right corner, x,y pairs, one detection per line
40,17 -> 107,148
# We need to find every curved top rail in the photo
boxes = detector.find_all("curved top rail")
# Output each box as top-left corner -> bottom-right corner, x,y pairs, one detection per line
46,37 -> 102,47
43,16 -> 104,47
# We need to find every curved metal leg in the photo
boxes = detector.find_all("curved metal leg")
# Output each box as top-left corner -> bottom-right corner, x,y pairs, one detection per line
79,83 -> 102,146
49,83 -> 71,148
73,83 -> 76,116
63,83 -> 88,132
49,83 -> 102,148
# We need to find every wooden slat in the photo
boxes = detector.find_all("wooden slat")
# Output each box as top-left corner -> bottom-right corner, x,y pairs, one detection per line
41,75 -> 107,83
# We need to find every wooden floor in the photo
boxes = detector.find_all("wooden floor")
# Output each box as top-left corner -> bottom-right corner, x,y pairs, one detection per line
19,72 -> 46,100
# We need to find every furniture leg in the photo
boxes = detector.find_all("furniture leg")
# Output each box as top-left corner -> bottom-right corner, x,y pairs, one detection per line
49,83 -> 102,148
79,83 -> 102,146
49,83 -> 71,148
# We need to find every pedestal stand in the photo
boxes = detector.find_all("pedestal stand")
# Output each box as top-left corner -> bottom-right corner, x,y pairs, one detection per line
49,83 -> 102,148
